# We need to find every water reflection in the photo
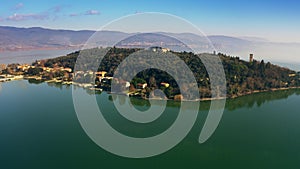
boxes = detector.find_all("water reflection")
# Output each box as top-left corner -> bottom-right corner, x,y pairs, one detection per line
28,79 -> 44,85
46,82 -> 63,90
108,89 -> 300,111
226,89 -> 300,110
26,80 -> 300,112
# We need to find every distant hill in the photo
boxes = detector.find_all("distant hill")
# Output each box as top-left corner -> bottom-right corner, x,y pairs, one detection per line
0,26 -> 253,53
1,26 -> 300,69
0,26 -> 250,51
0,26 -> 93,51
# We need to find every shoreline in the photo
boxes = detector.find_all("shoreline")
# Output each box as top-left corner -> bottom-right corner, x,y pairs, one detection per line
228,86 -> 300,100
1,77 -> 300,101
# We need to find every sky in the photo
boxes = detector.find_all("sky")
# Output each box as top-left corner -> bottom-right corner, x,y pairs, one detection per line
0,0 -> 300,43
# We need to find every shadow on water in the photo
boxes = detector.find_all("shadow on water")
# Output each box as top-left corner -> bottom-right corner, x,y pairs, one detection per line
28,78 -> 44,85
28,80 -> 300,112
106,89 -> 300,112
225,89 -> 300,111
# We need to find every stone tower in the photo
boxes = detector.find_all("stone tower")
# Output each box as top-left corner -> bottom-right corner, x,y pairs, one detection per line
249,54 -> 254,62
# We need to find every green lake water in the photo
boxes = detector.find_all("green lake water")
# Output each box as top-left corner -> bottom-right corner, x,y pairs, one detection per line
1,80 -> 300,169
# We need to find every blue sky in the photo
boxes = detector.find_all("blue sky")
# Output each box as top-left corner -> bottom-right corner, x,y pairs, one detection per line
0,0 -> 300,42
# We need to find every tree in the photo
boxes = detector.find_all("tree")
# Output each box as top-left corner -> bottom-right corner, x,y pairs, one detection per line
131,77 -> 146,88
149,76 -> 157,88
266,62 -> 271,69
129,84 -> 136,92
27,67 -> 43,75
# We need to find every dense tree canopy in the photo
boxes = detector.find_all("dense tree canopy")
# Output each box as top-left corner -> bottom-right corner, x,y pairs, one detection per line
42,47 -> 300,98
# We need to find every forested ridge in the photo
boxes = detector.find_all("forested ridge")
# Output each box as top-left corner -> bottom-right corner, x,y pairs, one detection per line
42,47 -> 300,98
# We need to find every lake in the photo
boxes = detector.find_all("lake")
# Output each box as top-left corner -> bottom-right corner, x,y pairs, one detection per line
0,80 -> 300,168
0,49 -> 77,64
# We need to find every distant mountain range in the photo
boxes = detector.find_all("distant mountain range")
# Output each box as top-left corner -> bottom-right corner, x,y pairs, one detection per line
0,26 -> 94,51
0,26 -> 253,52
0,26 -> 299,70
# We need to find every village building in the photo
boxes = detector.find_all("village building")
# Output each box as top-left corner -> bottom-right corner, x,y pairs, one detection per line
160,82 -> 170,88
95,71 -> 107,78
149,46 -> 170,53
137,83 -> 147,89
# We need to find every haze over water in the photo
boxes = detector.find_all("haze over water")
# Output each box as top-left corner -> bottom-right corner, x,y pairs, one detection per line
0,49 -> 76,64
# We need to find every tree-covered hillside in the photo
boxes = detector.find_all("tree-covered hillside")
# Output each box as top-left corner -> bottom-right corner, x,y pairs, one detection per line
40,47 -> 300,98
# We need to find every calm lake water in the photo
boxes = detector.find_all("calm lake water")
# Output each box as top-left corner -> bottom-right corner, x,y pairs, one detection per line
0,49 -> 77,64
1,80 -> 300,169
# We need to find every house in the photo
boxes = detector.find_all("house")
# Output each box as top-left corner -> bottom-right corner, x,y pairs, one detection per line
6,63 -> 20,73
125,82 -> 130,88
160,82 -> 170,88
149,46 -> 160,52
137,83 -> 147,89
63,68 -> 72,73
0,64 -> 6,73
17,64 -> 31,71
0,64 -> 6,70
95,71 -> 107,78
96,71 -> 108,82
87,70 -> 94,75
75,71 -> 84,75
116,79 -> 131,91
174,94 -> 183,101
149,46 -> 170,53
161,48 -> 170,53
43,67 -> 53,72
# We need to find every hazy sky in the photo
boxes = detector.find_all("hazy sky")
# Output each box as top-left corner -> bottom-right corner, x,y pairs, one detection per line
0,0 -> 300,43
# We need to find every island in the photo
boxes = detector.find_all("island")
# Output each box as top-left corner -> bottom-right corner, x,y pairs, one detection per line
1,47 -> 300,101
